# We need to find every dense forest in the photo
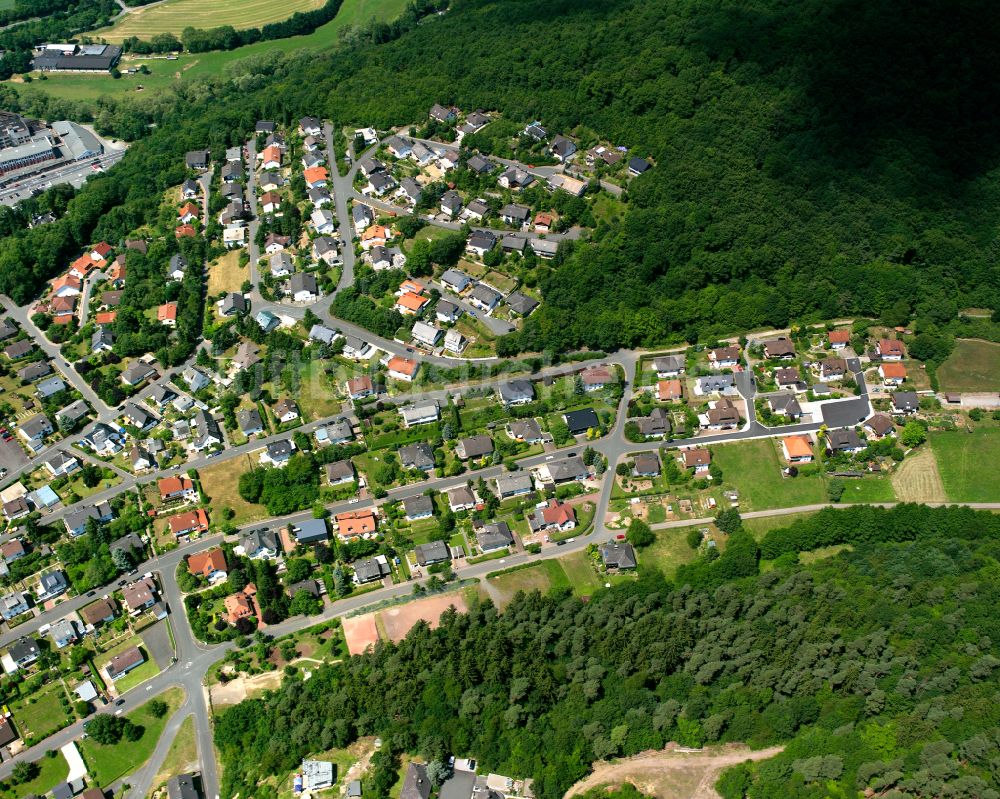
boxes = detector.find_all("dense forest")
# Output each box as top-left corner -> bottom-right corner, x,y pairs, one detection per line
215,504 -> 1000,799
3,0 -> 1000,348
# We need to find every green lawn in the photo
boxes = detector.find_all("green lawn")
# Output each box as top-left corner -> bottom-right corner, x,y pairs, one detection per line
636,526 -> 702,577
930,426 -> 1000,502
153,715 -> 197,790
712,439 -> 827,510
937,339 -> 1000,393
741,511 -> 819,539
81,687 -> 185,788
13,0 -> 412,104
0,750 -> 68,799
557,551 -> 603,597
483,560 -> 569,607
94,637 -> 160,694
9,681 -> 71,742
100,0 -> 326,40
838,475 -> 896,503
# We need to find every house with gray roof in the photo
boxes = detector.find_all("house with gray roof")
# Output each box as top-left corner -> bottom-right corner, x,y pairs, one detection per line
399,442 -> 435,471
353,555 -> 391,584
497,379 -> 534,406
36,376 -> 66,399
414,541 -> 450,567
600,541 -> 637,570
91,326 -> 115,353
402,494 -> 434,520
476,521 -> 513,552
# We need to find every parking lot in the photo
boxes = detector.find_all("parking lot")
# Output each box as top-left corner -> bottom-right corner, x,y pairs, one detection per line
140,619 -> 175,669
0,435 -> 28,476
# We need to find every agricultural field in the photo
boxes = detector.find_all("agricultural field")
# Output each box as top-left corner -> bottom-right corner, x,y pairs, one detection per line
929,425 -> 1000,502
13,0 -> 412,104
936,338 -> 1000,393
891,447 -> 946,502
100,0 -> 327,41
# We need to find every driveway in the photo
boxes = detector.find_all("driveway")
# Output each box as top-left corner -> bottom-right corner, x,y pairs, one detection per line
0,436 -> 28,475
140,620 -> 174,669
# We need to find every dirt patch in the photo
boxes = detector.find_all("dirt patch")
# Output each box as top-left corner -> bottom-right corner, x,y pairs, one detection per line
207,249 -> 245,296
342,614 -> 380,656
210,669 -> 283,708
892,447 -> 946,502
565,744 -> 785,799
380,591 -> 468,642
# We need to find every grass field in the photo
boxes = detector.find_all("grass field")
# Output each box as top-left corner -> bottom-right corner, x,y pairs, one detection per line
558,551 -> 604,597
483,560 -> 569,607
207,250 -> 245,296
741,511 -> 818,538
199,454 -> 267,524
937,339 -> 1000,393
81,688 -> 184,788
100,0 -> 326,41
153,715 -> 198,790
637,526 -> 703,576
712,439 -> 827,510
94,637 -> 160,694
930,426 -> 1000,502
892,446 -> 946,502
9,682 -> 70,742
14,0 -> 411,104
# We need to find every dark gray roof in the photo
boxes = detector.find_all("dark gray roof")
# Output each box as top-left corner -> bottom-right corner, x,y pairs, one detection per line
237,407 -> 263,434
601,541 -> 637,569
399,442 -> 435,470
628,156 -> 651,174
167,773 -> 201,799
828,428 -> 863,451
414,541 -> 450,566
498,379 -> 534,404
476,521 -> 513,552
505,292 -> 538,315
353,556 -> 390,583
564,407 -> 600,434
402,494 -> 434,517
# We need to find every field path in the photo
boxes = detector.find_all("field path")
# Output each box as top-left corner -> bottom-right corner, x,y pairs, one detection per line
892,447 -> 946,502
564,744 -> 784,799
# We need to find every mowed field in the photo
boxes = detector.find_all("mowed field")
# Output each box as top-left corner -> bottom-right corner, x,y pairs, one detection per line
929,426 -> 1000,502
101,0 -> 326,41
937,338 -> 1000,393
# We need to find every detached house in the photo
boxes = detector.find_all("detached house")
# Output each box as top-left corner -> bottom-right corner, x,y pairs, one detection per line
877,339 -> 905,360
528,499 -> 576,534
763,337 -> 796,360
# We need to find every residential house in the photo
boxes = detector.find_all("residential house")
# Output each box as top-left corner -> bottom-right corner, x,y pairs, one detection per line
237,407 -> 265,437
656,379 -> 683,401
158,475 -> 196,502
218,292 -> 247,316
768,393 -> 802,419
580,365 -> 614,391
399,177 -> 422,204
411,321 -> 442,348
601,541 -> 637,570
313,237 -> 340,266
709,346 -> 740,368
879,362 -> 907,386
466,230 -> 498,257
49,618 -> 79,649
877,339 -> 905,360
354,555 -> 390,584
167,773 -> 202,799
366,172 -> 396,196
632,452 -> 661,477
402,494 -> 434,521
274,398 -> 300,424
498,379 -> 534,406
387,356 -> 420,382
528,499 -> 577,533
694,374 -> 737,396
79,597 -> 117,629
188,548 -> 228,583
400,400 -> 440,427
185,150 -> 209,170
537,455 -> 588,484
240,529 -> 280,560
436,299 -> 461,324
84,422 -> 124,455
9,637 -> 40,669
45,450 -> 79,477
507,417 -> 544,443
36,570 -> 68,601
763,337 -> 796,360
564,407 -> 600,435
782,435 -> 814,463
774,367 -> 804,390
352,204 -> 375,233
325,460 -> 355,486
505,292 -> 539,317
653,355 -> 685,377
91,326 -> 115,353
818,358 -> 847,381
233,340 -> 261,370
308,186 -> 333,206
122,577 -> 157,613
263,233 -> 289,254
864,414 -> 895,439
309,324 -> 339,346
342,336 -> 374,360
700,397 -> 740,430
468,284 -> 502,313
455,434 -> 493,460
62,501 -> 113,537
311,208 -> 336,234
628,157 -> 652,176
17,414 -> 52,450
292,518 -> 329,545
828,330 -> 850,349
168,253 -> 188,280
255,310 -> 280,333
395,291 -> 429,316
2,496 -> 29,520
0,592 -> 29,621
476,521 -> 514,552
121,361 -> 156,386
225,586 -> 258,624
399,442 -> 435,471
500,203 -> 530,227
4,340 -> 33,360
414,540 -> 451,566
36,377 -> 66,399
441,191 -> 463,217
440,268 -> 470,293
447,486 -> 477,512
550,135 -> 577,161
335,509 -> 377,539
191,409 -> 223,451
129,445 -> 154,472
444,329 -> 466,353
827,428 -> 865,454
635,408 -> 671,438
289,273 -> 319,302
682,447 -> 711,473
181,179 -> 200,199
260,439 -> 295,467
345,375 -> 375,400
463,198 -> 490,222
892,391 -> 920,414
168,508 -> 209,538
304,166 -> 329,189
